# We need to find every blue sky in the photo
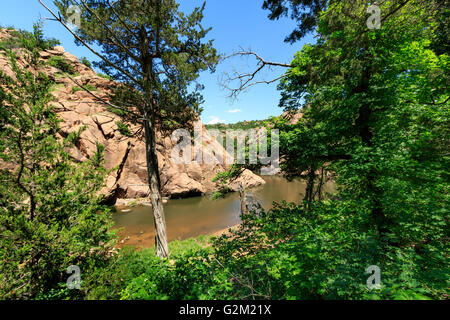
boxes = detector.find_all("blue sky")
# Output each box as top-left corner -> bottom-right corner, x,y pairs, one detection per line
0,0 -> 314,124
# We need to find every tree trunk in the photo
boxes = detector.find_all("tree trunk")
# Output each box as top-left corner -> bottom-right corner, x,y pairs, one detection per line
316,167 -> 324,201
143,116 -> 169,258
303,167 -> 316,209
140,35 -> 169,258
238,182 -> 248,215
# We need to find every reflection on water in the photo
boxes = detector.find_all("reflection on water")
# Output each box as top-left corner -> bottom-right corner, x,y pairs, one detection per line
112,176 -> 333,248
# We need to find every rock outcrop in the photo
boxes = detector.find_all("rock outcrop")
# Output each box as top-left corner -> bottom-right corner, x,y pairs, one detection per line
0,28 -> 265,203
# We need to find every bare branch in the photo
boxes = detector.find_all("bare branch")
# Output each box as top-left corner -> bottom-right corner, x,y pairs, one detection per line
220,47 -> 292,98
226,49 -> 292,68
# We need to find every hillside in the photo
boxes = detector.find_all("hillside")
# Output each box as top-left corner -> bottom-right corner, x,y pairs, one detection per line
205,110 -> 303,131
0,28 -> 264,204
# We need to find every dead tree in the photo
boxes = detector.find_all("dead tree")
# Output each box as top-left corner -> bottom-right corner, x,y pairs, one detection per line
220,47 -> 292,99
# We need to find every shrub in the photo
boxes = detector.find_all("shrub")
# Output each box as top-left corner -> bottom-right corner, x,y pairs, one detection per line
107,106 -> 127,117
72,84 -> 97,94
80,57 -> 91,68
116,120 -> 132,137
97,73 -> 113,80
212,200 -> 448,300
0,23 -> 60,51
47,56 -> 75,75
117,238 -> 231,300
32,22 -> 60,50
0,38 -> 115,299
86,236 -> 218,300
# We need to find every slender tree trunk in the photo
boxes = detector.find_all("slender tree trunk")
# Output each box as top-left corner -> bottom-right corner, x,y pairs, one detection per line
139,28 -> 169,257
316,167 -> 324,201
303,167 -> 316,209
143,114 -> 169,258
238,182 -> 248,215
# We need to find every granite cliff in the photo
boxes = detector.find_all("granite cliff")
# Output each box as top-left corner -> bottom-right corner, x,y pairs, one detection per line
0,28 -> 265,204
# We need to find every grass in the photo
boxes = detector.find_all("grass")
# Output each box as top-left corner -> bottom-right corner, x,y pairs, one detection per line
126,200 -> 137,207
0,26 -> 61,51
84,235 -> 214,299
211,191 -> 226,200
49,83 -> 65,92
168,235 -> 214,256
47,56 -> 76,75
118,235 -> 214,260
54,72 -> 79,79
107,106 -> 127,117
72,84 -> 97,94
97,73 -> 113,80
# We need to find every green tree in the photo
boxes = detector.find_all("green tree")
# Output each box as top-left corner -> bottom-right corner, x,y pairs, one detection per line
0,29 -> 114,299
262,0 -> 328,43
276,0 -> 449,239
207,0 -> 449,300
41,0 -> 219,258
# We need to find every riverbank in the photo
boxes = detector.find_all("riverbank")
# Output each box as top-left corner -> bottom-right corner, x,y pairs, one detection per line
112,176 -> 326,248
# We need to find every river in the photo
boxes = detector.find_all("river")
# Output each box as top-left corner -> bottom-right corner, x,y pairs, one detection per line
112,175 -> 333,248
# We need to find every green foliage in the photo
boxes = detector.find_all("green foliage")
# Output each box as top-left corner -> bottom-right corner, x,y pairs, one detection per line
169,235 -> 212,256
0,23 -> 60,51
93,199 -> 448,300
0,29 -> 115,299
213,200 -> 448,299
268,0 -> 449,298
32,21 -> 61,50
115,120 -> 132,137
86,247 -> 170,300
72,84 -> 97,94
213,165 -> 244,185
118,248 -> 232,300
47,55 -> 75,75
53,0 -> 219,131
211,191 -> 226,200
97,73 -> 113,80
276,0 -> 449,238
202,0 -> 448,301
106,106 -> 126,117
211,124 -> 279,187
80,57 -> 91,68
205,119 -> 268,131
51,0 -> 220,258
262,0 -> 328,43
85,236 -> 224,300
0,1 -> 447,301
119,255 -> 173,300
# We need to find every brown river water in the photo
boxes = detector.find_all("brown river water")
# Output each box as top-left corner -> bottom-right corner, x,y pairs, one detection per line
112,176 -> 334,248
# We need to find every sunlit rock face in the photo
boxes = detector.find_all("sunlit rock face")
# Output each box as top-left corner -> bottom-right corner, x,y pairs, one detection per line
0,29 -> 265,203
